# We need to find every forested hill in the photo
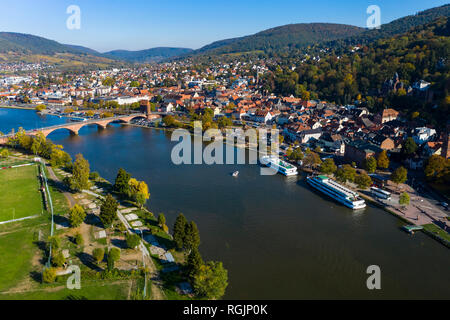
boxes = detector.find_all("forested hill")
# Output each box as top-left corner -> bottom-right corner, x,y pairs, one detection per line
262,17 -> 450,127
182,4 -> 450,59
329,3 -> 450,48
103,47 -> 194,63
192,23 -> 365,56
0,32 -> 80,55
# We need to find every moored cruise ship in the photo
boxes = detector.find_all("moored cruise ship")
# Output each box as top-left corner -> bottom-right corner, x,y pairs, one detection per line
260,156 -> 298,176
307,175 -> 366,210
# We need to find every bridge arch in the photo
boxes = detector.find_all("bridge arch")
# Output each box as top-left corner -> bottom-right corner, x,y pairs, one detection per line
76,122 -> 107,132
43,127 -> 79,138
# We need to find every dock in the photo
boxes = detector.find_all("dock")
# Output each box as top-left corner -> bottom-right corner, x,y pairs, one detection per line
402,225 -> 424,234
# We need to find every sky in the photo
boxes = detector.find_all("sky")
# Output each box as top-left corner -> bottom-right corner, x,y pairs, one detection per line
0,0 -> 448,52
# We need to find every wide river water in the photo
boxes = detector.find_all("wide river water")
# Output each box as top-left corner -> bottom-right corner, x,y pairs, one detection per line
1,108 -> 449,299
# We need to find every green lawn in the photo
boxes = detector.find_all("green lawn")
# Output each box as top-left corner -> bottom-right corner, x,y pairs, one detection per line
0,227 -> 38,291
422,224 -> 450,242
0,281 -> 130,300
0,165 -> 43,222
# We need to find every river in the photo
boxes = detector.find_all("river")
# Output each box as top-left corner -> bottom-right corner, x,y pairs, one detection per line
1,108 -> 449,299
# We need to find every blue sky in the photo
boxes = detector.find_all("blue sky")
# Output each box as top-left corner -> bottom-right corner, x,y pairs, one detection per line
0,0 -> 448,52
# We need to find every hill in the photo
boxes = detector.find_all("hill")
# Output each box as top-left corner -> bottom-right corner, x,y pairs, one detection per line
104,47 -> 194,63
183,4 -> 450,59
0,32 -> 76,55
263,17 -> 450,127
0,32 -> 120,69
330,3 -> 450,47
192,23 -> 364,56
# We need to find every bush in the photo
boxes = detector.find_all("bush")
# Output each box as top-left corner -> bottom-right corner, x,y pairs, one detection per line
42,268 -> 56,283
126,233 -> 141,249
92,248 -> 105,264
52,251 -> 66,267
47,236 -> 61,251
69,204 -> 86,228
399,192 -> 410,207
89,171 -> 100,181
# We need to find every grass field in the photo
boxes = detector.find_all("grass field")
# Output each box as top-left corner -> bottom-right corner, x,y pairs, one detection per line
0,225 -> 40,291
0,280 -> 131,300
0,165 -> 43,222
423,223 -> 450,242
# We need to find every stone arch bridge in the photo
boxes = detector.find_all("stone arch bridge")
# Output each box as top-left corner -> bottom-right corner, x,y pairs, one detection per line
0,113 -> 153,144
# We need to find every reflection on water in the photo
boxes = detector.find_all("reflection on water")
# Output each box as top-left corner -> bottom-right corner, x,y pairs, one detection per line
1,109 -> 450,299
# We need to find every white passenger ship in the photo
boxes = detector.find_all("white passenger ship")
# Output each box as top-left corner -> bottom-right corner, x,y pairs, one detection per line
260,156 -> 298,176
307,175 -> 366,210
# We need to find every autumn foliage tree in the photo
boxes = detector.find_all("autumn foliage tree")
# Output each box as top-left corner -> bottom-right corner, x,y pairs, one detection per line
69,154 -> 90,191
377,150 -> 390,170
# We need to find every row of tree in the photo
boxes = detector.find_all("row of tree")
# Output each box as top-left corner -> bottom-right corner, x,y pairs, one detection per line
172,213 -> 228,299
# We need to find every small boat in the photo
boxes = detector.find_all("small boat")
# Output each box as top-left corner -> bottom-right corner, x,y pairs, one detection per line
232,171 -> 239,177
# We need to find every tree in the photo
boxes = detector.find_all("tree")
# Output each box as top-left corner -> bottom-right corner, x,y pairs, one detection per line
0,148 -> 10,158
158,213 -> 166,228
35,104 -> 46,112
69,204 -> 86,228
173,213 -> 188,250
102,77 -> 115,86
402,137 -> 418,156
184,221 -> 200,253
355,173 -> 373,189
107,247 -> 121,270
42,267 -> 56,283
399,192 -> 410,207
289,148 -> 304,162
391,166 -> 408,185
335,164 -> 356,183
99,194 -> 118,228
364,157 -> 377,174
50,146 -> 71,168
424,155 -> 450,182
320,158 -> 337,174
113,168 -> 131,197
128,178 -> 150,208
187,248 -> 203,278
303,151 -> 322,168
193,261 -> 228,299
286,147 -> 293,158
52,251 -> 65,267
126,233 -> 141,249
70,154 -> 90,191
377,150 -> 390,170
92,248 -> 105,264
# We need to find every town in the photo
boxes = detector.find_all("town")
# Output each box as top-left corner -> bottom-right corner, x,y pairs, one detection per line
0,1 -> 449,305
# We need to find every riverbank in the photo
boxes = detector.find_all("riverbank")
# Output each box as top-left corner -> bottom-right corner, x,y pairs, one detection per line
0,105 -> 35,110
356,186 -> 450,249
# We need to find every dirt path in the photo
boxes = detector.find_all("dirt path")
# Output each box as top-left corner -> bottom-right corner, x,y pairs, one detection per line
46,165 -> 76,208
114,208 -> 166,300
